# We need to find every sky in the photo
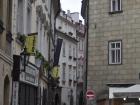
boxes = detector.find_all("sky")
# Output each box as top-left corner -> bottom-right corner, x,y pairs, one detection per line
60,0 -> 84,22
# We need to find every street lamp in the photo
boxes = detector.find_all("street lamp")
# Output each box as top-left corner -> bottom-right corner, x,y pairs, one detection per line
20,48 -> 29,72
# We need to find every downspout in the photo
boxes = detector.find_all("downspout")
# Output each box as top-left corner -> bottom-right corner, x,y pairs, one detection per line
48,0 -> 52,74
85,0 -> 89,104
48,1 -> 52,105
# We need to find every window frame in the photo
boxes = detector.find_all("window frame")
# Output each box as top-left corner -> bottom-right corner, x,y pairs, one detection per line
69,65 -> 72,80
17,0 -> 24,34
108,40 -> 122,65
62,41 -> 66,57
62,63 -> 66,81
110,0 -> 122,14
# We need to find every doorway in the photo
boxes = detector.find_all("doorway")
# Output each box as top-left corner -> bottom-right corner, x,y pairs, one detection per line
3,75 -> 10,105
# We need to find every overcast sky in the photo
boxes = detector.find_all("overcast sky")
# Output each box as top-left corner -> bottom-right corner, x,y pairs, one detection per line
60,0 -> 84,21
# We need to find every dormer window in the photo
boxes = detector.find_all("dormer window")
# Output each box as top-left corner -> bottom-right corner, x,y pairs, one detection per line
110,0 -> 122,13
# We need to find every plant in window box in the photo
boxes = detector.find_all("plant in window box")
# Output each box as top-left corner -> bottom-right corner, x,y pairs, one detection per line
35,50 -> 49,72
44,60 -> 49,73
16,33 -> 26,46
0,18 -> 5,34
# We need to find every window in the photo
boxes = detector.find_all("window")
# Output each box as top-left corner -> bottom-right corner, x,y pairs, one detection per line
110,0 -> 122,13
17,0 -> 24,33
62,42 -> 66,57
69,65 -> 72,80
109,40 -> 122,64
6,0 -> 12,31
0,0 -> 3,19
62,63 -> 66,81
69,44 -> 72,57
79,39 -> 84,51
73,46 -> 76,58
73,67 -> 76,81
26,0 -> 32,34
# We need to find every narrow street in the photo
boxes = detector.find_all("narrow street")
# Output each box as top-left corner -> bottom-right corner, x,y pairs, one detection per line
1,0 -> 140,105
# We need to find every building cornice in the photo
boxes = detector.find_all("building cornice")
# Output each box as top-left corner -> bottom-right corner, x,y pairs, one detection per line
58,16 -> 76,27
56,30 -> 78,43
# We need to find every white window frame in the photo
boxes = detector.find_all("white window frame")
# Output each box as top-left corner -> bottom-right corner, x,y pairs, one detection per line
110,0 -> 122,12
109,40 -> 122,65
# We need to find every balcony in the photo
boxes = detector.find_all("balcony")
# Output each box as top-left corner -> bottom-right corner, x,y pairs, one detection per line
16,33 -> 26,46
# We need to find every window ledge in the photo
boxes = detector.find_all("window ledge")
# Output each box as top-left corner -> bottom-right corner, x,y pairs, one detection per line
108,63 -> 122,65
109,10 -> 123,14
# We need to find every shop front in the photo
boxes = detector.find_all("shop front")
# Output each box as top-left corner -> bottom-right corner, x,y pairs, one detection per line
108,84 -> 140,105
12,55 -> 39,105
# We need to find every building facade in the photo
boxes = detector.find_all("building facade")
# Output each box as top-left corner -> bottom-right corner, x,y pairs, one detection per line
0,0 -> 13,105
82,0 -> 140,105
56,10 -> 78,105
76,20 -> 85,105
12,0 -> 60,105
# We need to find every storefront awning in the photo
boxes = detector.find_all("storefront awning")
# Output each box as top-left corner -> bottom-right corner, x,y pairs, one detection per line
108,84 -> 140,99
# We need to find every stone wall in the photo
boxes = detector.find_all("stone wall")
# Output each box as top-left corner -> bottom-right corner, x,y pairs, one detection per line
88,0 -> 140,98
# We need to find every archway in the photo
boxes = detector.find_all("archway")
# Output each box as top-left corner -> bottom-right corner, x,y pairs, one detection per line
3,75 -> 10,105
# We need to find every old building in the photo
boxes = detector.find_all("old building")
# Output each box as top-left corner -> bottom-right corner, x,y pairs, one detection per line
0,0 -> 13,105
82,0 -> 140,105
56,10 -> 78,105
12,0 -> 60,105
76,20 -> 85,105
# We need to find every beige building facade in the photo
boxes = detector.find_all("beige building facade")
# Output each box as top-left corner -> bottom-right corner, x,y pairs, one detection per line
0,0 -> 13,105
82,0 -> 140,105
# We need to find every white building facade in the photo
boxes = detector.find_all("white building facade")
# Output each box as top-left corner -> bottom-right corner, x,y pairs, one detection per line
56,11 -> 78,105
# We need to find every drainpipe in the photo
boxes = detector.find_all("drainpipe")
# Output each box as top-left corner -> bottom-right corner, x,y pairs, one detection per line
48,1 -> 52,105
85,0 -> 89,104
